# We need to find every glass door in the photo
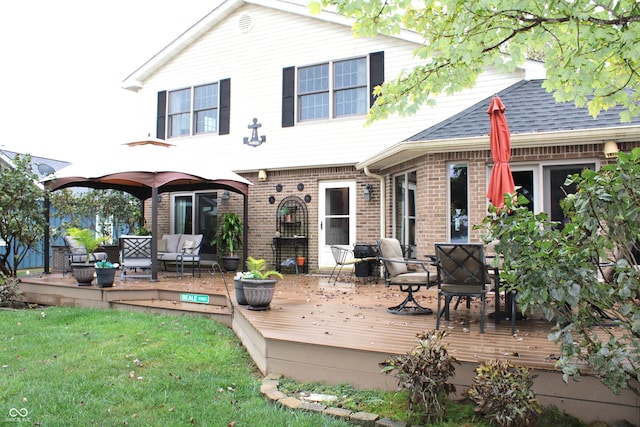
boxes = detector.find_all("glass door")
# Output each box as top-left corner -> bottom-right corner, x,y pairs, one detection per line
319,181 -> 356,267
195,193 -> 218,260
172,192 -> 218,260
393,171 -> 417,258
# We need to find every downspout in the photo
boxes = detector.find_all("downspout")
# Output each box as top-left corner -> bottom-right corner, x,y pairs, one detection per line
364,166 -> 385,239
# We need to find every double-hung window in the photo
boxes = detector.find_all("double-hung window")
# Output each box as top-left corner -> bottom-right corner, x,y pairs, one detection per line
282,51 -> 383,127
168,83 -> 218,138
297,57 -> 371,122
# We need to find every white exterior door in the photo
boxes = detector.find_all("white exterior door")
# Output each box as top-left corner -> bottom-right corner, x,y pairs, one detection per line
318,181 -> 356,268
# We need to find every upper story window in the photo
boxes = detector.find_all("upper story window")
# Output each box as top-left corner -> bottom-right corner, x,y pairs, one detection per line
168,83 -> 218,138
156,79 -> 230,140
297,58 -> 368,121
282,52 -> 384,127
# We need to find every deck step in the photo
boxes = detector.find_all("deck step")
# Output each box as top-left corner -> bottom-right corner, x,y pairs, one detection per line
110,299 -> 232,326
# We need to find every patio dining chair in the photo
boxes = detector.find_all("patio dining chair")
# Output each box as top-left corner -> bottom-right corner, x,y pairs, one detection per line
377,238 -> 435,315
329,245 -> 360,284
434,243 -> 492,333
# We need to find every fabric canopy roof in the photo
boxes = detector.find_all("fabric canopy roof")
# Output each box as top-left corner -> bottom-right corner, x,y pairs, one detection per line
42,142 -> 251,198
41,141 -> 252,281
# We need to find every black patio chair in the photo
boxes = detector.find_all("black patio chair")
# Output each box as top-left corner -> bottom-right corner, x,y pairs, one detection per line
377,238 -> 435,315
433,243 -> 492,333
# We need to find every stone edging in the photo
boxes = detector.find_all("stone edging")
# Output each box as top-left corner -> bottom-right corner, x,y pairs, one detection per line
260,375 -> 408,427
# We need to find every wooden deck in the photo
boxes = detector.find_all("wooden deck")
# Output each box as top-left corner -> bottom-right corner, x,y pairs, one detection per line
17,271 -> 640,425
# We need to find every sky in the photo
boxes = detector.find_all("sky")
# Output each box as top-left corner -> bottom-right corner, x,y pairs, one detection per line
0,0 -> 219,163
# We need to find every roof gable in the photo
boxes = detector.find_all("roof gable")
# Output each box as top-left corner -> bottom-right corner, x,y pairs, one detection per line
408,79 -> 640,142
122,0 -> 422,91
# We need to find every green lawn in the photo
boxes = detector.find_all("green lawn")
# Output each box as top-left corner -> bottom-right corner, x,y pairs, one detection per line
0,307 -> 350,426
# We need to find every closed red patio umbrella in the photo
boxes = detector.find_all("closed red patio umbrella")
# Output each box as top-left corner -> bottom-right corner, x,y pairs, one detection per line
487,96 -> 515,208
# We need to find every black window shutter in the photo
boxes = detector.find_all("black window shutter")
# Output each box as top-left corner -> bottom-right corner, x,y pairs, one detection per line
156,91 -> 167,140
219,78 -> 231,135
369,51 -> 384,108
282,66 -> 295,127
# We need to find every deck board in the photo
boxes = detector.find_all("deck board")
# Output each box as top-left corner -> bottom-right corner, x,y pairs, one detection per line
17,271 -> 640,425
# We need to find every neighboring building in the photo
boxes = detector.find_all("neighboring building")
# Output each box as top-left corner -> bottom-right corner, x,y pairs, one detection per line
0,150 -> 70,270
122,0 -> 639,271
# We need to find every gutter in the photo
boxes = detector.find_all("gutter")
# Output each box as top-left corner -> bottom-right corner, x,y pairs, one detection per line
364,166 -> 385,239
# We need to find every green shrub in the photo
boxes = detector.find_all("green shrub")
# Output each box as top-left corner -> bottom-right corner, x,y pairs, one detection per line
466,359 -> 541,426
380,330 -> 458,424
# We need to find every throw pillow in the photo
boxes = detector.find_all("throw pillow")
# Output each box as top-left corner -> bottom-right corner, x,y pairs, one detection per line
182,240 -> 195,254
157,238 -> 168,253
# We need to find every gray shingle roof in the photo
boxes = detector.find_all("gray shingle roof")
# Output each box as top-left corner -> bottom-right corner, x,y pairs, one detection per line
407,79 -> 640,142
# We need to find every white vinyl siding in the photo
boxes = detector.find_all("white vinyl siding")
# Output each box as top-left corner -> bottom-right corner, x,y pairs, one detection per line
134,4 -> 526,170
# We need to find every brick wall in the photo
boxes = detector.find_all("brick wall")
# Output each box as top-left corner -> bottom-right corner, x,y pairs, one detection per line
145,141 -> 638,272
148,167 -> 380,273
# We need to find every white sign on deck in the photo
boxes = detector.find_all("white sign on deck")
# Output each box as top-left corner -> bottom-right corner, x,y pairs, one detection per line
180,293 -> 209,304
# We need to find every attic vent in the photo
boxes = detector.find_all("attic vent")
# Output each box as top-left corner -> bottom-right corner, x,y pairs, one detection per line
238,13 -> 254,33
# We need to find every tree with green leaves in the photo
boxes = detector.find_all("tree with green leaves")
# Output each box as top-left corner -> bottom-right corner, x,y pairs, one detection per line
0,154 -> 47,276
479,148 -> 640,397
310,0 -> 640,123
50,189 -> 145,243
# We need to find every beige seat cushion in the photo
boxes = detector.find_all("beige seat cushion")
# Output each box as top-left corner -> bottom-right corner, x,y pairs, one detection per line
380,238 -> 408,276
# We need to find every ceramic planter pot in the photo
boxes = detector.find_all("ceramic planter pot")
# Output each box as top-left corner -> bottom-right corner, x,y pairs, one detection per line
234,279 -> 248,305
240,279 -> 277,310
96,267 -> 117,288
222,256 -> 240,272
72,264 -> 95,285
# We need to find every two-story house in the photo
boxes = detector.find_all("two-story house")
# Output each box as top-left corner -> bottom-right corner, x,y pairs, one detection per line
122,0 -> 544,271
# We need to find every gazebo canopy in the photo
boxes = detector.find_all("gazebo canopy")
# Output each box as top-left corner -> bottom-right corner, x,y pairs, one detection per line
43,141 -> 251,198
41,141 -> 252,280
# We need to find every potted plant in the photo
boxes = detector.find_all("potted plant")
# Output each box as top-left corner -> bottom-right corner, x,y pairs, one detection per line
95,260 -> 119,288
214,212 -> 243,272
240,256 -> 283,310
67,227 -> 109,285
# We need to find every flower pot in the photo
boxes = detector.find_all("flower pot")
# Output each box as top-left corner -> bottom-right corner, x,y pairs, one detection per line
72,264 -> 95,285
297,256 -> 305,267
241,279 -> 277,310
222,256 -> 240,272
234,279 -> 248,305
96,267 -> 117,288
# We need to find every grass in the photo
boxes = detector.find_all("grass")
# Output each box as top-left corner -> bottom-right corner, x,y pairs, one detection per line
0,306 -> 587,427
0,307 -> 351,426
277,376 -> 587,427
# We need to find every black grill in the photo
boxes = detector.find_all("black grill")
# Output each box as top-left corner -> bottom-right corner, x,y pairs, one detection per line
353,244 -> 378,278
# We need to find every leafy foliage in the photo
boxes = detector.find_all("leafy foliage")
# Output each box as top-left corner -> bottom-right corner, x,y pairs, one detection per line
0,154 -> 47,276
310,0 -> 640,123
49,189 -> 144,242
66,228 -> 109,264
478,148 -> 640,396
466,360 -> 541,426
214,212 -> 243,256
243,256 -> 283,280
379,330 -> 457,424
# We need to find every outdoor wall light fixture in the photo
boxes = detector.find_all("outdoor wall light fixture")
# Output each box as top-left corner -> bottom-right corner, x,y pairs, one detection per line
258,169 -> 267,181
244,118 -> 266,147
221,190 -> 230,205
603,140 -> 620,159
363,184 -> 373,202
